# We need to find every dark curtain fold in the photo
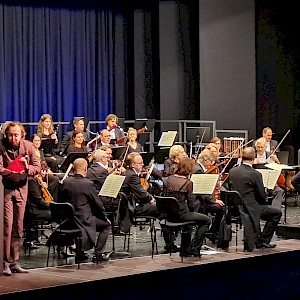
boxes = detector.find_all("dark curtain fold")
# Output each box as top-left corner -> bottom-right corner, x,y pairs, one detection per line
0,3 -> 115,123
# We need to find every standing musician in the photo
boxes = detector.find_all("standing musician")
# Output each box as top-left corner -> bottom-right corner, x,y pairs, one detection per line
105,114 -> 125,144
193,149 -> 225,243
162,145 -> 187,177
0,121 -> 41,275
229,147 -> 282,251
253,137 -> 284,210
59,117 -> 90,156
37,114 -> 60,173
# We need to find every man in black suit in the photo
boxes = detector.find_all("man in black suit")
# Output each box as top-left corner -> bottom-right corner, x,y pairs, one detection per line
229,147 -> 282,251
121,152 -> 159,217
262,127 -> 279,152
61,158 -> 111,261
254,137 -> 284,210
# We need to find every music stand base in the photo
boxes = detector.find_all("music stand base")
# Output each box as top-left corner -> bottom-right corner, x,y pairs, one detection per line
105,250 -> 131,259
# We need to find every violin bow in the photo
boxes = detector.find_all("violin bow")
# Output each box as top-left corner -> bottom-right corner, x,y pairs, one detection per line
195,129 -> 206,159
269,129 -> 290,158
219,139 -> 254,185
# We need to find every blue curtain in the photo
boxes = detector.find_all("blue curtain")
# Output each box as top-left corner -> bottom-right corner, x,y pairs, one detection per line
0,3 -> 114,124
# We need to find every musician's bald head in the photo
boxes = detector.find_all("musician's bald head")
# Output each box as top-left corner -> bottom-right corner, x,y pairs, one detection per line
242,147 -> 255,162
73,158 -> 88,175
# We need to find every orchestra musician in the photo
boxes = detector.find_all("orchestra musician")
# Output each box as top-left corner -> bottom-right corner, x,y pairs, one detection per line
61,158 -> 111,262
37,114 -> 60,173
162,145 -> 187,177
105,113 -> 125,144
210,137 -> 227,157
193,149 -> 225,243
59,117 -> 90,156
253,137 -> 284,210
66,129 -> 88,154
262,127 -> 279,152
0,121 -> 41,275
162,158 -> 212,257
126,127 -> 143,154
229,147 -> 282,251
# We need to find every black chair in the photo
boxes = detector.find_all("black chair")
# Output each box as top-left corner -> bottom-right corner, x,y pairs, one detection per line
103,192 -> 131,259
46,202 -> 83,268
218,190 -> 243,250
121,193 -> 158,259
155,195 -> 197,261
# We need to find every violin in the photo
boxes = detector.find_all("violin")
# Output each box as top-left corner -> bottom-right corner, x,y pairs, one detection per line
140,160 -> 155,191
35,174 -> 54,204
115,126 -> 148,145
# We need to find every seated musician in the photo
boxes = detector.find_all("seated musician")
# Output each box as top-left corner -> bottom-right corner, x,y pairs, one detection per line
66,130 -> 88,154
126,127 -> 143,154
229,147 -> 282,251
31,134 -> 59,202
163,158 -> 212,257
37,114 -> 60,172
61,158 -> 111,262
105,113 -> 125,144
193,149 -> 225,243
254,137 -> 284,210
210,137 -> 227,157
59,117 -> 90,156
162,145 -> 187,177
262,127 -> 279,152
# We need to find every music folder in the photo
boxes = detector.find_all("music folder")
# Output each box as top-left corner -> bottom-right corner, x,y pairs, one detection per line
99,174 -> 125,198
7,154 -> 26,173
59,152 -> 89,172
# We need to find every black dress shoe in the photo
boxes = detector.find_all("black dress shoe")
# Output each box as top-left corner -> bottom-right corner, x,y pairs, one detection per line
256,242 -> 277,249
182,248 -> 201,258
92,254 -> 109,263
23,241 -> 39,249
164,243 -> 180,253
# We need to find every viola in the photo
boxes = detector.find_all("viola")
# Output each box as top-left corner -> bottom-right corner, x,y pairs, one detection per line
116,126 -> 148,145
35,174 -> 54,204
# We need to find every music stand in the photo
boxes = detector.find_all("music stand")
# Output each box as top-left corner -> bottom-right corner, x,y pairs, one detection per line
140,152 -> 155,167
154,147 -> 170,164
111,146 -> 127,160
219,157 -> 239,173
59,152 -> 89,172
138,132 -> 150,147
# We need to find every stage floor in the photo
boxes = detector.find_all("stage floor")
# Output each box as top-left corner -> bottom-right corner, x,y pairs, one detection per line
1,204 -> 300,299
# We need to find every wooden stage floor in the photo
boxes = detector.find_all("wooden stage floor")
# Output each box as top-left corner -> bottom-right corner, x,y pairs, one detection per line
1,239 -> 300,299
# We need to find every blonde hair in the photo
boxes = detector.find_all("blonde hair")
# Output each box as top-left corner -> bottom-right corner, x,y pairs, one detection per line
169,145 -> 185,160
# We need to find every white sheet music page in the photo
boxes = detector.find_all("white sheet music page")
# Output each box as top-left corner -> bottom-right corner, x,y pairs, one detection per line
158,131 -> 177,147
265,162 -> 294,171
190,174 -> 219,195
99,174 -> 125,198
256,169 -> 281,190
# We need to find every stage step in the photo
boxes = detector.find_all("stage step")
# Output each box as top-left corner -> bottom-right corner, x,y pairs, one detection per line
276,224 -> 300,239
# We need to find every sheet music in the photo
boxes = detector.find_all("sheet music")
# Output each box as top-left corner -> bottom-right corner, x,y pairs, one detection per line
190,174 -> 219,195
256,169 -> 281,190
265,162 -> 294,171
99,174 -> 125,198
158,131 -> 177,147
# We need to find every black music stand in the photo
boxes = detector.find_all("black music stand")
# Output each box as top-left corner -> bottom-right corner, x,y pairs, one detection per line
219,157 -> 239,173
138,132 -> 150,147
59,152 -> 89,172
154,147 -> 170,164
140,152 -> 155,167
111,146 -> 127,160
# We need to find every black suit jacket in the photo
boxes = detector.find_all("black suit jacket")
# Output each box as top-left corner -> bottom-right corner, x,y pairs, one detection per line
61,174 -> 107,251
229,163 -> 267,250
121,168 -> 153,205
